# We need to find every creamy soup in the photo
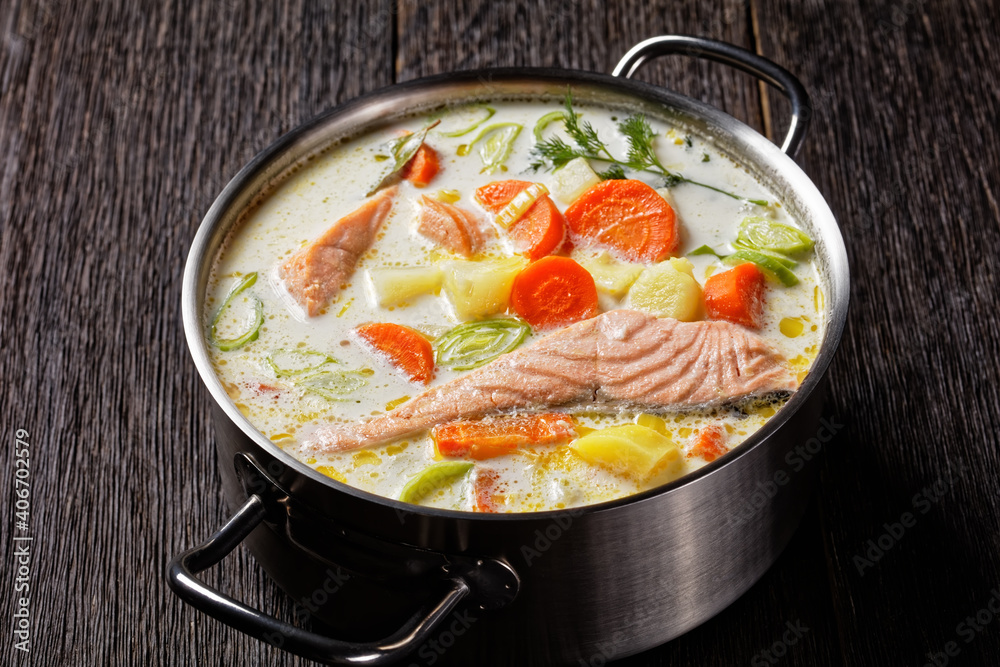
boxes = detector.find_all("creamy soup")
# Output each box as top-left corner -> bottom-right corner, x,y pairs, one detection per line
205,95 -> 825,512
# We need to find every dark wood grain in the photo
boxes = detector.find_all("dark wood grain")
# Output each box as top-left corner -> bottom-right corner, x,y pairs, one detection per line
753,0 -> 1000,665
1,0 -> 998,665
0,1 -> 395,665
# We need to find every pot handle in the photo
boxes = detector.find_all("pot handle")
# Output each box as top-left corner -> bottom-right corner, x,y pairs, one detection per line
613,35 -> 810,157
166,494 -> 512,665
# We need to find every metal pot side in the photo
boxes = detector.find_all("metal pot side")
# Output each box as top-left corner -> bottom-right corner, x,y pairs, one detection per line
179,69 -> 849,665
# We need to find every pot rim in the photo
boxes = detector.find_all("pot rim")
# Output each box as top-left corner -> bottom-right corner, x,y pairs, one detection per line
182,66 -> 849,522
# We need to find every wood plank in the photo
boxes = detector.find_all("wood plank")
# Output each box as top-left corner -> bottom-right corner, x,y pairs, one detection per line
754,0 -> 1000,664
395,0 -> 765,133
0,0 -> 393,665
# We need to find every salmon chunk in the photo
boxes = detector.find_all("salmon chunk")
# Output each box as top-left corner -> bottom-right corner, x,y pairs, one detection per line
279,187 -> 397,316
417,196 -> 486,257
305,309 -> 796,453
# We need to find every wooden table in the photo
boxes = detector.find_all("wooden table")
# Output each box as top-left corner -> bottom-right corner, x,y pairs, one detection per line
2,1 -> 998,664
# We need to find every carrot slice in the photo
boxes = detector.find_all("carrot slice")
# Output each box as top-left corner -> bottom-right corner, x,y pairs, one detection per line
508,196 -> 565,260
355,323 -> 435,384
401,144 -> 440,188
702,262 -> 766,328
509,256 -> 599,330
688,424 -> 728,462
475,180 -> 565,260
473,468 -> 503,513
433,413 -> 577,460
475,180 -> 534,210
563,179 -> 678,262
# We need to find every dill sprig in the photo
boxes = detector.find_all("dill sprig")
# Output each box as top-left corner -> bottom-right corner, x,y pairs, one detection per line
597,164 -> 627,180
619,114 -> 672,176
561,93 -> 613,160
528,135 -> 580,172
530,93 -> 768,206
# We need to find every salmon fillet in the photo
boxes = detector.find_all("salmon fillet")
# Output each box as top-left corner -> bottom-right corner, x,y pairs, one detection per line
417,196 -> 486,257
279,187 -> 397,316
304,309 -> 797,453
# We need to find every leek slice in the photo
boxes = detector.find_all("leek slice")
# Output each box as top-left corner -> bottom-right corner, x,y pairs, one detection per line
725,249 -> 799,287
266,349 -> 336,378
399,461 -> 474,504
435,319 -> 530,371
298,370 -> 368,401
737,216 -> 814,255
438,105 -> 496,138
495,183 -> 549,229
210,273 -> 264,352
532,110 -> 569,141
466,123 -> 523,174
731,241 -> 798,268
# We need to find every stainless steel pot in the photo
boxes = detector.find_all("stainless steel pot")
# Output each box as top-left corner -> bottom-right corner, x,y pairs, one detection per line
169,36 -> 849,666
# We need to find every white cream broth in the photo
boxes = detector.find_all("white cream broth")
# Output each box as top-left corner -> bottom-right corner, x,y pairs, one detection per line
206,99 -> 825,512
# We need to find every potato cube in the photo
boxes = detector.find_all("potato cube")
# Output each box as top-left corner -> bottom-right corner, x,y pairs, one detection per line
579,252 -> 644,298
368,266 -> 443,307
627,258 -> 702,321
569,424 -> 683,481
548,157 -> 601,204
443,257 -> 528,320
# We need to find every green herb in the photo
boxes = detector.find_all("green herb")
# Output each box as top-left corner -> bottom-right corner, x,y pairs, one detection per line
530,92 -> 768,206
399,461 -> 474,504
688,245 -> 727,260
465,122 -> 523,174
298,370 -> 368,401
367,120 -> 441,195
619,114 -> 769,205
619,114 -> 670,174
266,349 -> 337,378
701,153 -> 711,162
435,319 -> 530,371
210,273 -> 264,352
683,135 -> 693,148
736,216 -> 814,255
597,164 -> 627,180
438,105 -> 496,138
528,135 -> 578,171
561,94 -> 614,160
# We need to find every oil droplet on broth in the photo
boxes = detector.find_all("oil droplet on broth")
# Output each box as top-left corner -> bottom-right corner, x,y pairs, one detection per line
353,451 -> 382,468
780,317 -> 805,338
316,465 -> 346,482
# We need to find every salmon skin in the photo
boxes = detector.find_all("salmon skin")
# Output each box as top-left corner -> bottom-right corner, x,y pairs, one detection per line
278,187 -> 397,317
304,309 -> 797,453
